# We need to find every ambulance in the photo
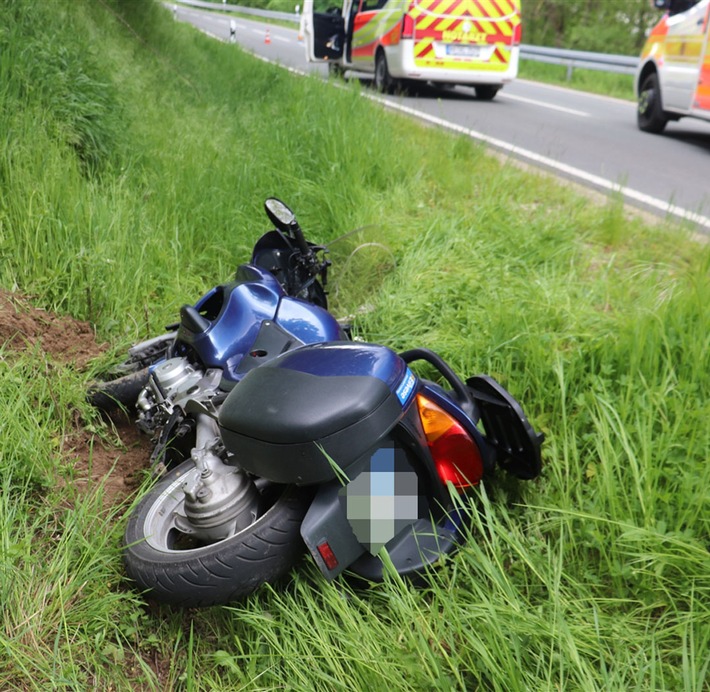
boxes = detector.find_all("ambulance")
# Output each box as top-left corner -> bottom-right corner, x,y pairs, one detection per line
636,0 -> 710,132
301,0 -> 522,100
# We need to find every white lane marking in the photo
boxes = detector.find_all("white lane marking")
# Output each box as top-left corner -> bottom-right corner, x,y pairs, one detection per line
502,93 -> 590,117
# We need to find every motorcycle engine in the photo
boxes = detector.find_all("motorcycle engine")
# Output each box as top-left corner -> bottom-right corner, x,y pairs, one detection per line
136,357 -> 222,436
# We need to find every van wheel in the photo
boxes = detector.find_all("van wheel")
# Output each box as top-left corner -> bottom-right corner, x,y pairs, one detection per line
638,73 -> 668,134
374,50 -> 394,94
475,85 -> 500,101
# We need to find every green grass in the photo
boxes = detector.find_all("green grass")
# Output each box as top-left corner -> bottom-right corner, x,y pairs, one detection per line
0,0 -> 708,689
519,60 -> 636,100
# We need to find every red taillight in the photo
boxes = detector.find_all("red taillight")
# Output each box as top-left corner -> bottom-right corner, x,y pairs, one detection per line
402,14 -> 414,39
317,541 -> 338,571
490,25 -> 522,47
513,22 -> 522,45
416,394 -> 483,489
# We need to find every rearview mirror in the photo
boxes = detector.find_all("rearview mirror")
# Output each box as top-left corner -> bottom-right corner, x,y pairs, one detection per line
264,198 -> 296,231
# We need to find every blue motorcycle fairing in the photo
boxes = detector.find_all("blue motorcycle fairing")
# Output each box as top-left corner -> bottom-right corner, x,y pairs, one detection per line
174,264 -> 343,383
274,297 -> 345,347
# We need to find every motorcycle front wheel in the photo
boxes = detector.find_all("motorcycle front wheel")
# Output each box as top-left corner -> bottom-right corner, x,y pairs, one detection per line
124,460 -> 311,607
88,368 -> 150,412
88,332 -> 175,412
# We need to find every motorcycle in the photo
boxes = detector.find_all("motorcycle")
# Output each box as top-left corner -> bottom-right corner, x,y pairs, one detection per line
93,198 -> 543,607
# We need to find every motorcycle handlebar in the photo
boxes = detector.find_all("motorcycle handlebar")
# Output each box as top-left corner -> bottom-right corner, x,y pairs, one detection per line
291,222 -> 312,259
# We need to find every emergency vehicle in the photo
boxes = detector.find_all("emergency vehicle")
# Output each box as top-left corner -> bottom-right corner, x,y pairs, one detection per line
636,0 -> 710,132
301,0 -> 522,99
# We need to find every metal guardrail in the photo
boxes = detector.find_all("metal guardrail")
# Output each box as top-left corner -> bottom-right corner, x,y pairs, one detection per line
173,1 -> 640,79
172,0 -> 300,23
519,45 -> 639,78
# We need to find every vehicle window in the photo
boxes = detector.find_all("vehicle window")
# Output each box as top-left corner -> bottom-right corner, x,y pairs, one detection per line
669,0 -> 701,15
360,0 -> 388,10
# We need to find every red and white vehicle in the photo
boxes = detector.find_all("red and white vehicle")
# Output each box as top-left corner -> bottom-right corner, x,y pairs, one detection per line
636,0 -> 710,132
301,0 -> 522,99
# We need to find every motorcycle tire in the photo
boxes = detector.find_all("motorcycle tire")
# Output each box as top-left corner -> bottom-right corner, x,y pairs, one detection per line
124,459 -> 311,607
88,368 -> 150,412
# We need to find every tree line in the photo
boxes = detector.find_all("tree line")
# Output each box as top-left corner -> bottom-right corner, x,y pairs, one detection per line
522,0 -> 661,54
236,0 -> 663,55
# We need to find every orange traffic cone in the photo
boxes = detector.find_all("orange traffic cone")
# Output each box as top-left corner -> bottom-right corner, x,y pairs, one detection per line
264,28 -> 271,45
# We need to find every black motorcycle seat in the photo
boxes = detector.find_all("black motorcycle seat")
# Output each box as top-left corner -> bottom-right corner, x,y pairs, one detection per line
218,366 -> 392,444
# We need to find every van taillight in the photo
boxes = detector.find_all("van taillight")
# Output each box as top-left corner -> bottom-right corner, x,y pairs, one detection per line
416,394 -> 483,489
513,22 -> 522,45
402,14 -> 414,39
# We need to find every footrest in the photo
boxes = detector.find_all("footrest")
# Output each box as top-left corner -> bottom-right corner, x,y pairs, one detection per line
466,375 -> 543,480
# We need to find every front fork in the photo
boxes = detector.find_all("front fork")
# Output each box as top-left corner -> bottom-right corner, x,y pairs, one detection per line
177,414 -> 260,542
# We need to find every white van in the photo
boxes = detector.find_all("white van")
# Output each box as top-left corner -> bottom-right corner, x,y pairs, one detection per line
636,0 -> 710,132
302,0 -> 522,100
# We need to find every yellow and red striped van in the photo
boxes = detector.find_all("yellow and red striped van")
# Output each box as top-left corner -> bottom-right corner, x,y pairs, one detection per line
303,0 -> 521,99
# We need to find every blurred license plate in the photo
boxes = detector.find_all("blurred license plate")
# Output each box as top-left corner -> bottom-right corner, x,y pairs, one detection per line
446,44 -> 481,57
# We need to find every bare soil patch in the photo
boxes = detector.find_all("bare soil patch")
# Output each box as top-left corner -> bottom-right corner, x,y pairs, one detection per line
0,291 -> 150,506
62,412 -> 151,509
0,291 -> 105,369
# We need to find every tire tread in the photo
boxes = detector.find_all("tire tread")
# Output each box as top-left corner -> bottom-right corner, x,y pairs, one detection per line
124,462 -> 310,606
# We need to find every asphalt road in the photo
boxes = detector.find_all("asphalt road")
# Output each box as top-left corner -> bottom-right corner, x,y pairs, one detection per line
172,5 -> 710,234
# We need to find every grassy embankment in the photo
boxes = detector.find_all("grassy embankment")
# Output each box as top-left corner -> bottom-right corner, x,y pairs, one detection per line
0,0 -> 708,689
519,61 -> 635,100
